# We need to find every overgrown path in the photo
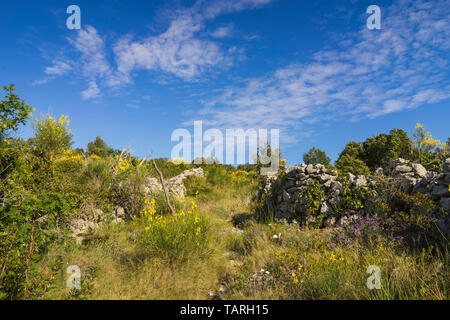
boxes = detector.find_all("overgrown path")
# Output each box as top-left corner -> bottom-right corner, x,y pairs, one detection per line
37,183 -> 449,300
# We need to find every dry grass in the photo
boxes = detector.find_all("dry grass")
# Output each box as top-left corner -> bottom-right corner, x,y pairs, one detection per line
36,182 -> 449,300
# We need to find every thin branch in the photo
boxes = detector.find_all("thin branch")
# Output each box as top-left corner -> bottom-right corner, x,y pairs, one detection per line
138,150 -> 154,169
151,159 -> 175,215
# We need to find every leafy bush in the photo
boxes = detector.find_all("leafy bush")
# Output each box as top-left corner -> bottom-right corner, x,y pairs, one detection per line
184,175 -> 212,197
206,165 -> 231,186
31,114 -> 73,161
335,154 -> 371,177
0,84 -> 32,139
137,198 -> 210,262
230,170 -> 251,188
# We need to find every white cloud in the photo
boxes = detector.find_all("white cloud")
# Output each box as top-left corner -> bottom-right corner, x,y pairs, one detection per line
81,81 -> 102,100
44,60 -> 72,76
39,0 -> 273,98
197,0 -> 450,137
68,25 -> 111,79
210,25 -> 233,38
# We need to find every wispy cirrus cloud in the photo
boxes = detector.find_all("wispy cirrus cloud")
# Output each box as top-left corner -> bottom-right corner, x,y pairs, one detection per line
37,0 -> 273,99
209,24 -> 234,38
81,80 -> 102,100
195,0 -> 450,139
44,60 -> 72,76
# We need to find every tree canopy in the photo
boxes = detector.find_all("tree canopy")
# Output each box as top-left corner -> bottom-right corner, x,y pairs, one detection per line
303,147 -> 331,167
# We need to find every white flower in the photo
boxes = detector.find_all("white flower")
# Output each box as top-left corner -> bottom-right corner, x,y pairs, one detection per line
273,235 -> 278,239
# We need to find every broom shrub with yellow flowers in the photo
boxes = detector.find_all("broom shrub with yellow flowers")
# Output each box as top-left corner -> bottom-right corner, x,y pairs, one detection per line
137,197 -> 211,262
32,114 -> 73,161
230,170 -> 250,187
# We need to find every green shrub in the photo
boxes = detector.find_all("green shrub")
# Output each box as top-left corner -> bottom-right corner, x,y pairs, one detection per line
137,198 -> 211,262
31,114 -> 73,161
206,165 -> 231,186
183,175 -> 212,197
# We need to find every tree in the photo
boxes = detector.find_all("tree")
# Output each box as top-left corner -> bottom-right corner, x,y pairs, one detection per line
303,147 -> 331,167
87,136 -> 111,158
0,85 -> 32,178
360,129 -> 413,170
335,130 -> 414,174
335,154 -> 371,177
335,141 -> 370,176
0,84 -> 32,139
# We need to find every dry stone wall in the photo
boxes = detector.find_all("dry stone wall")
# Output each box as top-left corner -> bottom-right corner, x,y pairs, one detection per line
259,158 -> 450,234
143,167 -> 205,199
70,168 -> 205,243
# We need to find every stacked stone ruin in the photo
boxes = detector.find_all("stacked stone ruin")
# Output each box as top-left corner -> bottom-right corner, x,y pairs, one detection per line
143,167 -> 205,199
260,158 -> 450,234
70,167 -> 205,243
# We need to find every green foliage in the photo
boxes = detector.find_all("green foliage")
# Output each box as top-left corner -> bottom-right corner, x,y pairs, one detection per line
411,124 -> 448,170
184,175 -> 212,197
0,191 -> 76,298
335,129 -> 414,175
31,114 -> 73,161
112,169 -> 145,218
301,179 -> 326,216
137,198 -> 211,262
254,142 -> 282,174
87,136 -> 112,158
335,154 -> 371,177
369,176 -> 442,243
335,179 -> 370,214
206,165 -> 232,186
146,158 -> 189,179
0,84 -> 32,139
360,129 -> 413,170
303,147 -> 331,167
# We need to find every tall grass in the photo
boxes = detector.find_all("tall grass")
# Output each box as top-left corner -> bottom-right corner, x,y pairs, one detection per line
136,197 -> 211,262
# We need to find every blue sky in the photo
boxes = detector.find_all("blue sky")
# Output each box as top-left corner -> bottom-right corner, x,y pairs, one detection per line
1,0 -> 449,164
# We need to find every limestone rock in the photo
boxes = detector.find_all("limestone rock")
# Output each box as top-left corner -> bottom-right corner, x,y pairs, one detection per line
412,163 -> 427,177
395,165 -> 413,173
443,158 -> 450,173
374,167 -> 383,176
144,167 -> 205,199
306,164 -> 317,174
353,175 -> 367,187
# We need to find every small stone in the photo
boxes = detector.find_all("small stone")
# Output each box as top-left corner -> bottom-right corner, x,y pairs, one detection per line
306,164 -> 317,174
346,172 -> 355,182
282,190 -> 291,201
353,175 -> 367,187
374,167 -> 383,176
395,165 -> 413,173
320,202 -> 330,214
412,163 -> 427,177
443,158 -> 450,173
